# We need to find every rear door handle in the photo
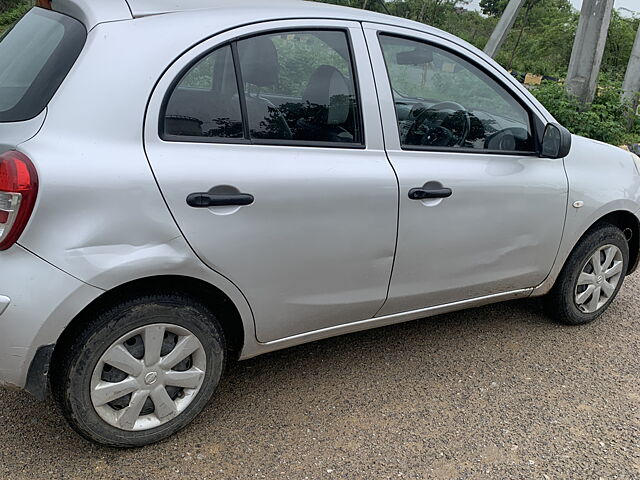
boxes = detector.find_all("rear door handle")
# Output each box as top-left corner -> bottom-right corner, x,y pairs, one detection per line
187,192 -> 255,207
408,187 -> 452,200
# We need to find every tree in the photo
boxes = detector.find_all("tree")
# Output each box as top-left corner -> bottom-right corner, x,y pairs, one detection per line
602,11 -> 640,79
483,0 -> 576,76
480,0 -> 509,17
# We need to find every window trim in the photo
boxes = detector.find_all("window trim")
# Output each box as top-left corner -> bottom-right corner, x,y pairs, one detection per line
231,41 -> 251,141
159,27 -> 366,149
376,31 -> 541,156
396,145 -> 541,156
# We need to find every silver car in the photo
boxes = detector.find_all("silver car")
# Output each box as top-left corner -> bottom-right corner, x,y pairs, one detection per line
1,0 -> 639,447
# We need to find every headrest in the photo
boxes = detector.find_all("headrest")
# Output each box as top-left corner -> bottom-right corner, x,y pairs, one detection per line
302,65 -> 350,125
238,37 -> 279,87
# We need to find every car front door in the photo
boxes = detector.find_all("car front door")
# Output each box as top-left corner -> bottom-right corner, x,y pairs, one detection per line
364,24 -> 568,316
145,21 -> 398,342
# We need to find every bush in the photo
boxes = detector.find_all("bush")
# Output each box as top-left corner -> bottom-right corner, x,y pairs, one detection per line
0,1 -> 32,36
0,0 -> 21,10
0,1 -> 30,26
531,78 -> 639,145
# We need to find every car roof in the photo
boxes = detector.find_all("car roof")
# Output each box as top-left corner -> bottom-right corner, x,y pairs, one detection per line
127,0 -> 412,26
54,0 -> 447,38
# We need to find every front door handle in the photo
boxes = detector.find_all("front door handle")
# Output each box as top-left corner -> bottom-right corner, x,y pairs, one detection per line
408,187 -> 452,200
187,192 -> 255,207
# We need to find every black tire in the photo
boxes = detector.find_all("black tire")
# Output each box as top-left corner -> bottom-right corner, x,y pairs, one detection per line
51,294 -> 225,448
547,223 -> 629,325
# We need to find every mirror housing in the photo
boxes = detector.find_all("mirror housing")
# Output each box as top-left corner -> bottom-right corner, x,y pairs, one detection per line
541,123 -> 572,159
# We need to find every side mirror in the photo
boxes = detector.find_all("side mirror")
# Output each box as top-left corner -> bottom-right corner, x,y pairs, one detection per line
541,123 -> 572,159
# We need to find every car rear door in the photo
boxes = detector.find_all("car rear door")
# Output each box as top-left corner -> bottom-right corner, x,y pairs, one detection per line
144,20 -> 398,342
364,24 -> 568,315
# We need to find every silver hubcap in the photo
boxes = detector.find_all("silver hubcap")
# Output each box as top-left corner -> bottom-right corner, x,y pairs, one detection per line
574,244 -> 624,314
90,323 -> 206,431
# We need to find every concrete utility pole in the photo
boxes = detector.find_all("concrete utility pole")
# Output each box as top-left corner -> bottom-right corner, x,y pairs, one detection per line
484,0 -> 527,58
622,25 -> 640,128
565,0 -> 615,105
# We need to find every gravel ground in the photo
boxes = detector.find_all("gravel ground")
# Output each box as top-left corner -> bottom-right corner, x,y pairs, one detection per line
1,278 -> 639,480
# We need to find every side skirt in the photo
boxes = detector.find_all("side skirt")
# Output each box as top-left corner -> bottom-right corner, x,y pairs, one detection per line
240,288 -> 533,360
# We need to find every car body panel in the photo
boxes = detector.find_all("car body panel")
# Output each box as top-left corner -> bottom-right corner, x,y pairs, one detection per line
363,24 -> 568,314
241,287 -> 533,359
143,20 -> 398,342
0,1 -> 638,394
376,149 -> 568,314
53,0 -> 132,30
532,135 -> 640,295
0,109 -> 46,153
125,0 -> 305,17
0,245 -> 102,389
13,18 -> 258,363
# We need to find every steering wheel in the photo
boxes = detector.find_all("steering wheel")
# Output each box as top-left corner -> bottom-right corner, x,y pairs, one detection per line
405,101 -> 471,148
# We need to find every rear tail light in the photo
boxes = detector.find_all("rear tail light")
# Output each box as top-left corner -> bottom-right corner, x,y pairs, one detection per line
0,151 -> 38,251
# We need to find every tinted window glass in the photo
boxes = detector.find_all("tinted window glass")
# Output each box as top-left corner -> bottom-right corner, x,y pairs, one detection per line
164,45 -> 244,139
237,30 -> 362,144
0,8 -> 86,122
379,35 -> 534,152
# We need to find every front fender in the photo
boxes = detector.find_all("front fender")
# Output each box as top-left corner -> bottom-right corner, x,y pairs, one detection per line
532,135 -> 640,295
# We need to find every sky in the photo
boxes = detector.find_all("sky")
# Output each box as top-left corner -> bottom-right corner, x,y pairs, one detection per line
466,0 -> 639,15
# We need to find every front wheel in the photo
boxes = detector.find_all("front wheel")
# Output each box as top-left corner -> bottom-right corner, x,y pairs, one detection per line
51,294 -> 225,447
548,224 -> 629,325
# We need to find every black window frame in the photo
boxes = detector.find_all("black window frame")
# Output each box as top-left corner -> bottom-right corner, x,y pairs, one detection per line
377,32 -> 544,157
0,7 -> 87,123
160,27 -> 366,150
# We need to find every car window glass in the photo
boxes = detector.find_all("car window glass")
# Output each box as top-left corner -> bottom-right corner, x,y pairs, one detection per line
236,30 -> 362,145
0,8 -> 86,122
379,34 -> 534,152
163,45 -> 244,139
178,54 -> 216,90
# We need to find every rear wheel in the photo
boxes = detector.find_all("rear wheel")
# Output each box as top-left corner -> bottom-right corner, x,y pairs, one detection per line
52,294 -> 225,447
548,224 -> 629,325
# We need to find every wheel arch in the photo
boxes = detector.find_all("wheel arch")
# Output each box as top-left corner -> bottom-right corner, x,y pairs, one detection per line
532,208 -> 640,297
48,275 -> 248,394
587,210 -> 640,274
561,209 -> 640,278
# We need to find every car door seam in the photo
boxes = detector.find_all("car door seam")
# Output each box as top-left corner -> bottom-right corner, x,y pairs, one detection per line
360,22 -> 402,318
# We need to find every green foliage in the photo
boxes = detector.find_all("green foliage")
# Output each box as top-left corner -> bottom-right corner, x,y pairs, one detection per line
479,0 -> 509,17
602,11 -> 640,80
265,33 -> 350,97
381,37 -> 523,119
179,55 -> 216,90
531,78 -> 639,145
0,0 -> 32,32
492,0 -> 577,75
0,0 -> 22,11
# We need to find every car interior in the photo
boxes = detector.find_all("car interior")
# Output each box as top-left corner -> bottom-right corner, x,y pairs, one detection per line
164,31 -> 361,144
379,36 -> 535,152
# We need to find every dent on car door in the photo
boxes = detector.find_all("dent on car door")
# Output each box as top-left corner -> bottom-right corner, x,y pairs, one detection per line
363,25 -> 568,315
145,21 -> 399,342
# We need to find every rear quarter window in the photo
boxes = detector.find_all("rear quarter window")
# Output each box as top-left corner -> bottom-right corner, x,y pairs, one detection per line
0,8 -> 86,122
